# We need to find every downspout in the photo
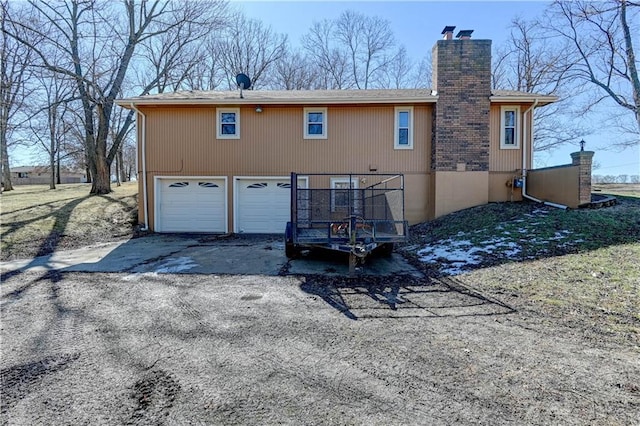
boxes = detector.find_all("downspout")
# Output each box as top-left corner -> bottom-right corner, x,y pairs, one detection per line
521,99 -> 568,210
130,103 -> 149,231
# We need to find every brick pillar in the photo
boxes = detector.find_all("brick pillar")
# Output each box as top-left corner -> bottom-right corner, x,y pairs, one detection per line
571,151 -> 595,206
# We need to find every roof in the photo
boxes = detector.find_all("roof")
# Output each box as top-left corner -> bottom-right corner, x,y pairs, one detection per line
490,90 -> 557,105
11,165 -> 85,174
117,88 -> 557,108
11,166 -> 47,173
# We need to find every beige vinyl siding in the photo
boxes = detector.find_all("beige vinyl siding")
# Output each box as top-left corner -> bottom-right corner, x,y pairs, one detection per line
140,104 -> 433,230
489,104 -> 533,172
144,105 -> 431,175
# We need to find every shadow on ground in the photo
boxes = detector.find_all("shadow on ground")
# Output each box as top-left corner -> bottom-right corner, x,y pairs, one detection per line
299,273 -> 515,320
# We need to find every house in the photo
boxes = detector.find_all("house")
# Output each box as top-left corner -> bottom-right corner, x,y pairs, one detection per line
9,166 -> 87,185
117,27 -> 581,235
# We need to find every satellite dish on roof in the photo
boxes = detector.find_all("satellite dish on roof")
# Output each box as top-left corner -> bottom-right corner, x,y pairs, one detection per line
236,73 -> 252,98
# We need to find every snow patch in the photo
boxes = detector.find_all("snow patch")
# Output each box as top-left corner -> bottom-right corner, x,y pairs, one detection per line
155,256 -> 198,273
121,272 -> 159,282
417,237 -> 523,276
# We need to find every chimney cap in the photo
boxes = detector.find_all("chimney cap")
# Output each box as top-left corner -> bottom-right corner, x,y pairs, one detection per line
441,26 -> 456,34
456,29 -> 474,39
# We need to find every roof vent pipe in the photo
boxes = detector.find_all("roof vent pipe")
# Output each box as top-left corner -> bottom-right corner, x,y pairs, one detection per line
456,30 -> 474,39
441,26 -> 456,40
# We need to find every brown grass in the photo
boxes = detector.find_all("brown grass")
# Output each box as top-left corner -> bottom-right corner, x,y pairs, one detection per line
593,183 -> 640,198
0,183 -> 138,260
401,196 -> 640,347
458,243 -> 640,346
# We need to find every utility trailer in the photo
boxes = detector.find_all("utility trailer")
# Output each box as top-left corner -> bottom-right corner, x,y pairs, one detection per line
285,173 -> 409,274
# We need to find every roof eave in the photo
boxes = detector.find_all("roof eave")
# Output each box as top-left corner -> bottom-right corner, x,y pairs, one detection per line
116,96 -> 438,108
490,94 -> 558,105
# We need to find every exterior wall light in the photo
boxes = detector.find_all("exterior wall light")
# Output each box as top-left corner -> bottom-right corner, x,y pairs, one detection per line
255,106 -> 263,113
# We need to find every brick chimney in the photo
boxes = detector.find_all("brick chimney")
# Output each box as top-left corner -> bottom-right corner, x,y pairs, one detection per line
432,26 -> 491,172
430,26 -> 492,218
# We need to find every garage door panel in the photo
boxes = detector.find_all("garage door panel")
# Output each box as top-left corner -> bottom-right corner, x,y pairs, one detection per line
236,179 -> 292,233
157,178 -> 226,233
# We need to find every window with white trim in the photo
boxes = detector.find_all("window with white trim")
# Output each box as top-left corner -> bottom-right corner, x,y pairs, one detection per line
304,107 -> 327,139
394,106 -> 413,149
500,106 -> 520,149
216,108 -> 240,139
331,177 -> 360,213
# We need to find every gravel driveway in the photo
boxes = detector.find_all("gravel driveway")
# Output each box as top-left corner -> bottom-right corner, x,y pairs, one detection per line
2,268 -> 638,425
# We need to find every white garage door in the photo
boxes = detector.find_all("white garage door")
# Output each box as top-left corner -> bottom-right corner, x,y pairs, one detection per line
156,178 -> 226,233
236,178 -> 294,233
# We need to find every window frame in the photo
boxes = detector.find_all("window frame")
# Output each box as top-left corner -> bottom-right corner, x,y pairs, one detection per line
303,107 -> 327,139
394,106 -> 414,150
500,106 -> 520,149
330,177 -> 359,213
216,107 -> 240,139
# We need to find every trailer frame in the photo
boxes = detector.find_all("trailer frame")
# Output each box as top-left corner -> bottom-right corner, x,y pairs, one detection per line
285,172 -> 409,274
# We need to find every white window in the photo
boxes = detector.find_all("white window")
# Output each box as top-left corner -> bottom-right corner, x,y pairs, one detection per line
500,106 -> 520,149
394,106 -> 413,149
331,177 -> 359,213
304,107 -> 327,139
217,108 -> 240,139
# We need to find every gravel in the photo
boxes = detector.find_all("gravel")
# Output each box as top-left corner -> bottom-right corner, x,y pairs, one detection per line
1,270 -> 638,425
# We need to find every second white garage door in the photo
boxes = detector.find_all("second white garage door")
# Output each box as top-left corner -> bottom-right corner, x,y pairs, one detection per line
235,177 -> 295,233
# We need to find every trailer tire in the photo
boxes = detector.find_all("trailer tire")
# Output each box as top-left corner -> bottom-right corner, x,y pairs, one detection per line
285,242 -> 299,259
378,243 -> 394,257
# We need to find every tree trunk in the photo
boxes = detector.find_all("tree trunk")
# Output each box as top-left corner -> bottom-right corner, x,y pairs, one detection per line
49,152 -> 56,190
91,157 -> 111,194
89,103 -> 112,194
85,149 -> 92,183
49,105 -> 56,190
0,101 -> 13,191
0,135 -> 12,192
118,148 -> 126,183
620,0 -> 640,133
56,126 -> 61,185
114,147 -> 121,187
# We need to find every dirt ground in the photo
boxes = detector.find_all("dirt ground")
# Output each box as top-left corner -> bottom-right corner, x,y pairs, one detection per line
1,270 -> 638,425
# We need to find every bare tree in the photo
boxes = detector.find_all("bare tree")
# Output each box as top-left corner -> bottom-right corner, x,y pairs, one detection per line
214,13 -> 288,90
270,48 -> 319,90
493,17 -> 583,152
380,47 -> 413,89
4,0 -> 228,195
1,1 -> 38,191
334,10 -> 396,89
303,10 -> 399,90
28,68 -> 76,189
412,55 -> 432,89
180,36 -> 227,91
302,19 -> 351,89
136,1 -> 227,93
118,133 -> 136,182
548,0 -> 640,147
